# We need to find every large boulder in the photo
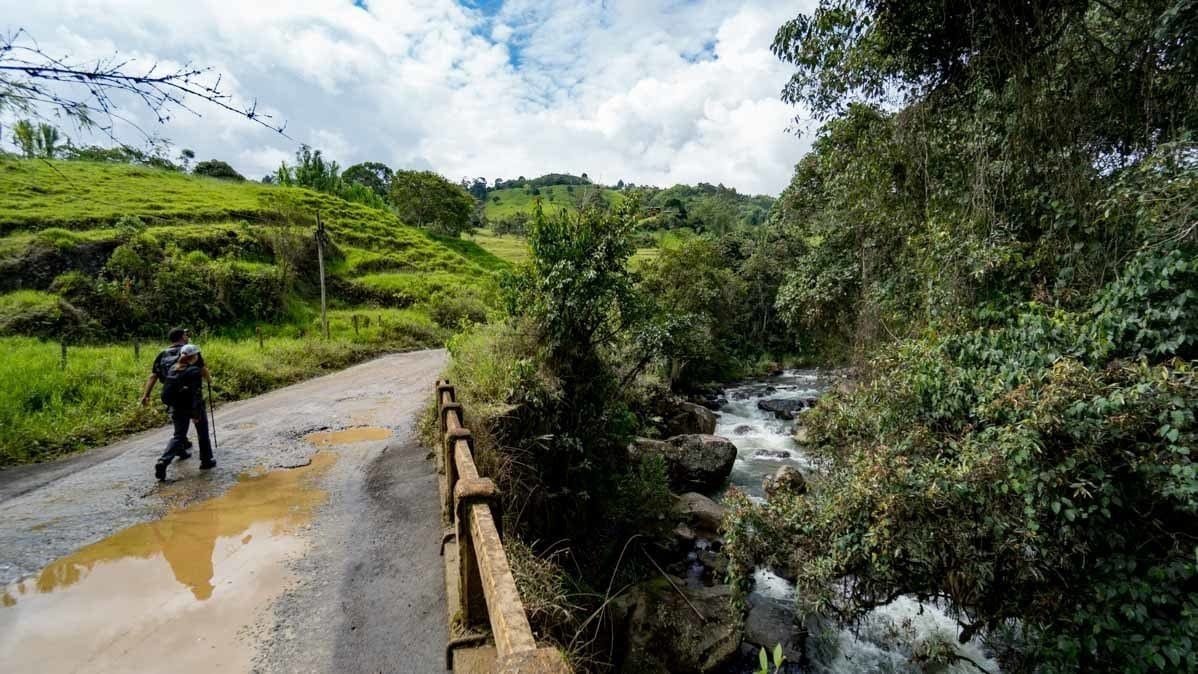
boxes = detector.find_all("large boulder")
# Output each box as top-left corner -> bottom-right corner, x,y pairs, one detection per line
674,491 -> 728,535
743,596 -> 804,664
666,400 -> 718,436
762,466 -> 807,499
612,579 -> 744,673
631,435 -> 737,492
756,398 -> 807,420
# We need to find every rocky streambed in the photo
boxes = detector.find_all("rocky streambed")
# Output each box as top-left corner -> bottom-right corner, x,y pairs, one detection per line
615,369 -> 1001,674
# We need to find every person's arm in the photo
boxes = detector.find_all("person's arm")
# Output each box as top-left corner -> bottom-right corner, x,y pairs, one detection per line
201,365 -> 212,385
140,373 -> 158,406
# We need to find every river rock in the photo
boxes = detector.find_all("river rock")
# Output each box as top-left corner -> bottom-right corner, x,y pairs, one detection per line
793,426 -> 810,444
730,384 -> 776,401
763,466 -> 807,499
669,435 -> 737,491
674,492 -> 727,534
733,424 -> 754,435
743,597 -> 804,664
630,436 -> 736,492
612,579 -> 744,673
753,449 -> 792,460
665,401 -> 718,436
756,398 -> 806,420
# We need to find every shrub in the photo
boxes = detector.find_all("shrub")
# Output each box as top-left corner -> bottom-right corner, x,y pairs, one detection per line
192,159 -> 246,181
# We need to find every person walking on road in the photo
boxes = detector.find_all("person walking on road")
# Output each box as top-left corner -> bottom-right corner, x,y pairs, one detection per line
138,327 -> 215,480
153,343 -> 216,480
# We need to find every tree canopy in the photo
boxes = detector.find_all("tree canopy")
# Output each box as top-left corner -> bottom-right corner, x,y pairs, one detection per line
389,169 -> 475,237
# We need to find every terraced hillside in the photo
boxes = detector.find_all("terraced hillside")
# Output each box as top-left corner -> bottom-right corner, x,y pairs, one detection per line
0,159 -> 506,465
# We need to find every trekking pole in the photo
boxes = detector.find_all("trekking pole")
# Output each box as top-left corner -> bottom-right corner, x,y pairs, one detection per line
207,380 -> 218,451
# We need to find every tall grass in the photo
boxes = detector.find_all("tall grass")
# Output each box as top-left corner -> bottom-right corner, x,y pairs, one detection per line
0,310 -> 446,466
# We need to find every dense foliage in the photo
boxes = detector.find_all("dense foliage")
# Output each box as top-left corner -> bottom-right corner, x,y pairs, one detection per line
724,1 -> 1198,672
192,159 -> 245,181
389,169 -> 476,237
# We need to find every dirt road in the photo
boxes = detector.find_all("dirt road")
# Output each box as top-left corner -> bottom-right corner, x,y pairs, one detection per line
0,349 -> 448,673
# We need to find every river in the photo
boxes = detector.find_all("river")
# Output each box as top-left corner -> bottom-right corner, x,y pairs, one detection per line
713,370 -> 1001,674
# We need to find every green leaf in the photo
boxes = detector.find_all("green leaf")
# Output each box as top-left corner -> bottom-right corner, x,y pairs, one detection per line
759,646 -> 768,674
774,643 -> 785,667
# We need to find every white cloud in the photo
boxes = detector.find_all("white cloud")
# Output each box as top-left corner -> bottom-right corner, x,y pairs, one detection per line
4,0 -> 814,194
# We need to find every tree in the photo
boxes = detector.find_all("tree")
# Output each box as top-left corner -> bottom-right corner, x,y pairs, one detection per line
342,161 -> 393,198
389,169 -> 475,236
178,148 -> 194,171
11,119 -> 35,157
192,159 -> 245,181
34,122 -> 59,158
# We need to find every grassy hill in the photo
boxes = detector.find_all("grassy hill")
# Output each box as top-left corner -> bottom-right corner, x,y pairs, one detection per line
0,158 -> 507,465
483,184 -> 624,220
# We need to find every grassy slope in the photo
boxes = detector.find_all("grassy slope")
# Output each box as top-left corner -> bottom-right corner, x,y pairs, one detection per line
0,159 -> 508,465
483,184 -> 624,220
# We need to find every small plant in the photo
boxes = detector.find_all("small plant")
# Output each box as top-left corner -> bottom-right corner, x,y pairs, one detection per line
757,643 -> 785,674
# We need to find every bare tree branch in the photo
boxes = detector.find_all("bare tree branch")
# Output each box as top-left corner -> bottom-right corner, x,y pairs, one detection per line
0,28 -> 289,144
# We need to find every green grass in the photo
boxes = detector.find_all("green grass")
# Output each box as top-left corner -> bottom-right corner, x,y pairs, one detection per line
483,184 -> 624,220
0,158 -> 514,465
468,229 -> 530,264
0,315 -> 447,466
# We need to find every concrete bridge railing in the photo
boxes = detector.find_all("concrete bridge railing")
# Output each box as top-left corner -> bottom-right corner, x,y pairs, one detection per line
436,381 -> 570,673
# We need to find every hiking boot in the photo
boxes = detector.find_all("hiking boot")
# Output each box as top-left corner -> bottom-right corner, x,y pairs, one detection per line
199,460 -> 217,470
155,460 -> 168,481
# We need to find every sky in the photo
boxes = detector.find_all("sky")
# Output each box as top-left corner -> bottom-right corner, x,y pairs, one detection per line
4,0 -> 815,195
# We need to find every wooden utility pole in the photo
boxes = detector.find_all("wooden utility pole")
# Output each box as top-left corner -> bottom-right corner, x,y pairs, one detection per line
315,212 -> 329,340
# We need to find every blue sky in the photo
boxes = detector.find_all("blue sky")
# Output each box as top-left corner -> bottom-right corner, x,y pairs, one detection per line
3,0 -> 814,194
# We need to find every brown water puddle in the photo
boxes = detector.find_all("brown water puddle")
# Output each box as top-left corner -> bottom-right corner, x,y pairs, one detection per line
0,452 -> 336,672
304,426 -> 392,447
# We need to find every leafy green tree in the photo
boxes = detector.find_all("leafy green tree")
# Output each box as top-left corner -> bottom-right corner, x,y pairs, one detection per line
192,159 -> 245,181
342,161 -> 393,198
389,169 -> 475,236
178,148 -> 194,171
638,237 -> 745,384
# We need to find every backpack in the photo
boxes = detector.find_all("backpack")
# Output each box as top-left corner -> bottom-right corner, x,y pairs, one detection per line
160,365 -> 197,408
156,345 -> 183,380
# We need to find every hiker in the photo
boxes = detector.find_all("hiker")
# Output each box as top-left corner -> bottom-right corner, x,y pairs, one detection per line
153,343 -> 215,480
139,327 -> 215,480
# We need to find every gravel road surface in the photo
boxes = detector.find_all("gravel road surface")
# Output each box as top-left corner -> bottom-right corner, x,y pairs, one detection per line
0,349 -> 448,673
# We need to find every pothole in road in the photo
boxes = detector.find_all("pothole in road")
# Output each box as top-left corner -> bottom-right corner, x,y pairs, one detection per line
303,426 -> 392,447
0,452 -> 337,672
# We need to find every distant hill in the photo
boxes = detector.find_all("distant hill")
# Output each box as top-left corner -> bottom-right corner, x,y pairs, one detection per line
478,173 -> 773,235
484,183 -> 624,221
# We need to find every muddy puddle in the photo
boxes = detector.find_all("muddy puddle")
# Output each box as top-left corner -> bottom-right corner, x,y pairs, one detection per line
0,452 -> 336,672
304,426 -> 392,447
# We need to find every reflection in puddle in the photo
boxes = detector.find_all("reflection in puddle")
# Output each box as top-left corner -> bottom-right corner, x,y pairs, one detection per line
14,451 -> 334,603
304,426 -> 392,446
0,452 -> 336,672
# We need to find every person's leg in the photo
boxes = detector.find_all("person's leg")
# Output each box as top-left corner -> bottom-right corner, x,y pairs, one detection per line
191,411 -> 214,466
157,411 -> 191,479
